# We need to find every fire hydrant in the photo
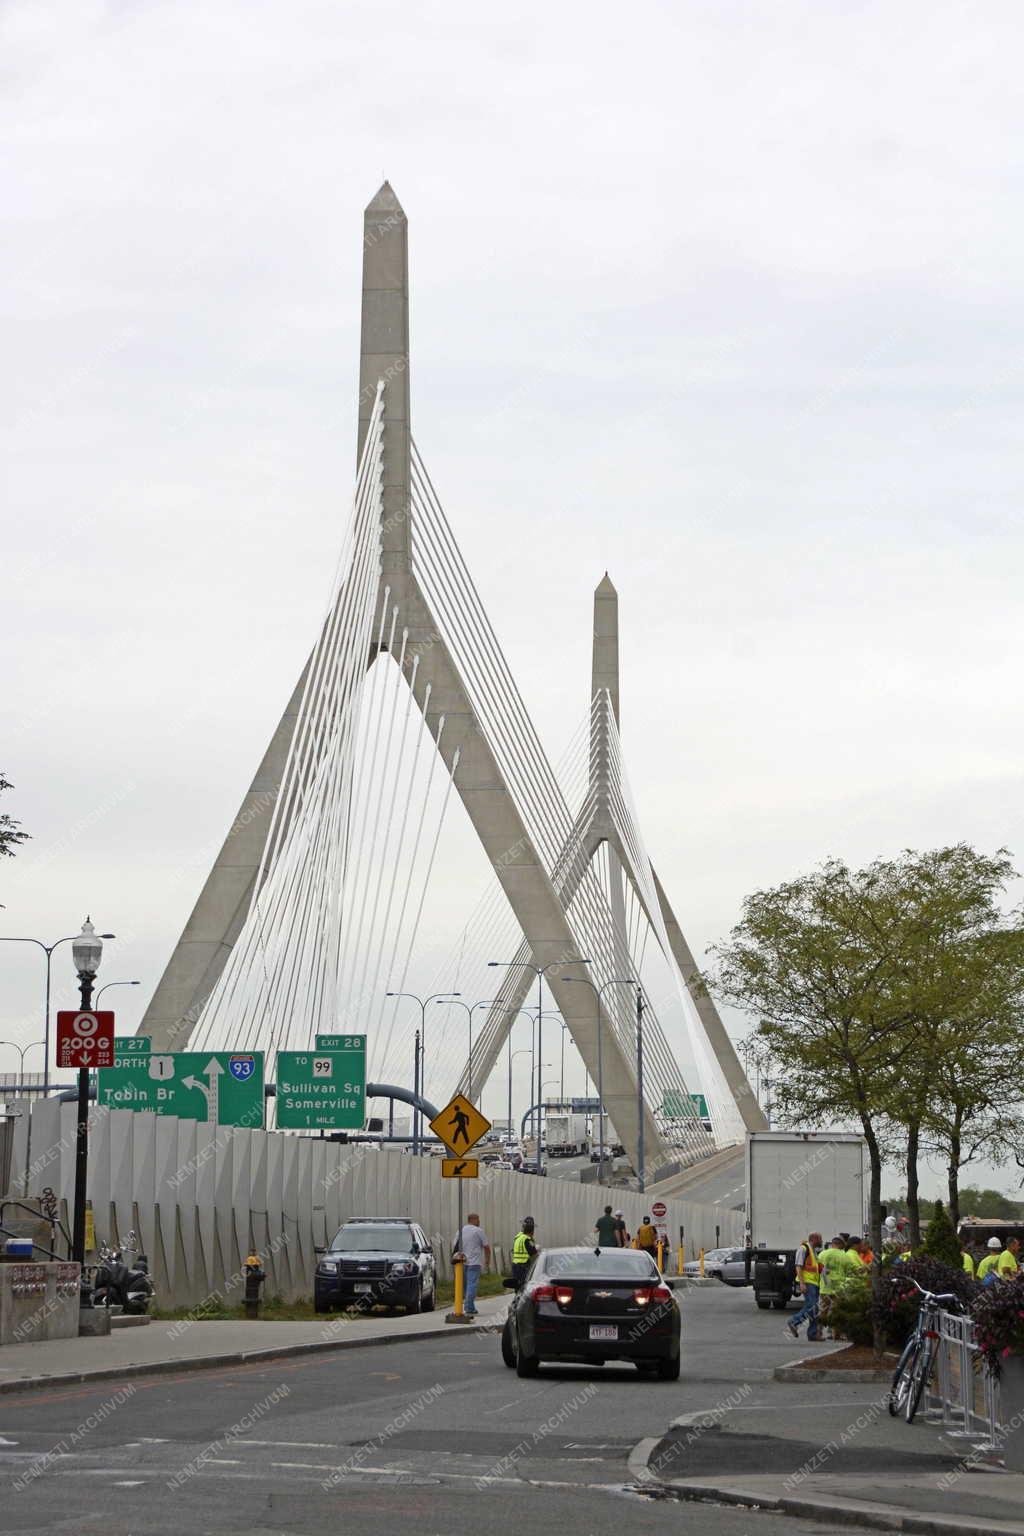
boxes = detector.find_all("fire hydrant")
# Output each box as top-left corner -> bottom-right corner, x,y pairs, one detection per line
243,1253 -> 265,1319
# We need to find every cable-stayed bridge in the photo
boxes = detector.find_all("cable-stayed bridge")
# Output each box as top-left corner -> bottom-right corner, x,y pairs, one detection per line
138,183 -> 766,1178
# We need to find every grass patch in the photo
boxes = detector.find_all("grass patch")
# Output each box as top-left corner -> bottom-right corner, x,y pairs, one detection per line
151,1271 -> 509,1323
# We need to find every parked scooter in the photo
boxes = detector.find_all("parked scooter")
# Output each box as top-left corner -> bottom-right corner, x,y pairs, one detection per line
91,1231 -> 154,1315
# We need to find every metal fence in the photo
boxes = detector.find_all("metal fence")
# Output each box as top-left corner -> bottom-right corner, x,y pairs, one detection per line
924,1307 -> 1001,1448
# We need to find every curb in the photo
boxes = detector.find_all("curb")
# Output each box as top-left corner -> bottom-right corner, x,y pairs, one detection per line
775,1344 -> 894,1383
0,1318 -> 502,1397
627,1436 -> 1020,1536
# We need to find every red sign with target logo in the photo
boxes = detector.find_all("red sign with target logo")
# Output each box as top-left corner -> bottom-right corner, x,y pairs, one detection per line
56,1011 -> 115,1069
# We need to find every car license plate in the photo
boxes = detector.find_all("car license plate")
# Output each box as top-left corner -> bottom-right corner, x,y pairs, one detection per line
589,1324 -> 617,1341
354,1283 -> 373,1293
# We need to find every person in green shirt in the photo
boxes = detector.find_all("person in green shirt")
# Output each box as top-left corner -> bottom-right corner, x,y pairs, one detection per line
594,1205 -> 619,1248
977,1238 -> 1003,1282
960,1243 -> 975,1277
815,1237 -> 851,1339
997,1237 -> 1020,1279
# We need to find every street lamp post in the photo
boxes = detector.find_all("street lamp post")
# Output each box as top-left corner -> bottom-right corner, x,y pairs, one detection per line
0,929 -> 114,1093
0,1039 -> 45,1089
71,918 -> 105,1267
635,984 -> 646,1194
95,980 -> 140,1008
488,957 -> 590,1172
560,974 -> 634,1178
386,991 -> 460,1152
508,1046 -> 531,1144
435,999 -> 495,1103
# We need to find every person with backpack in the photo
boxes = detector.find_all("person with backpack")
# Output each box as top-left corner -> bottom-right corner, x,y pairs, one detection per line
636,1216 -> 658,1261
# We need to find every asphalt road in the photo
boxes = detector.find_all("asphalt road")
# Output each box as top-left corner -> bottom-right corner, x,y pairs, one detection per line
0,1287 -> 906,1536
666,1146 -> 746,1211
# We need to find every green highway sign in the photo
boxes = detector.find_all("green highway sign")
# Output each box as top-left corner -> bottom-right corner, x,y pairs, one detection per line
277,1040 -> 366,1130
314,1034 -> 365,1052
114,1036 -> 151,1063
662,1089 -> 709,1119
99,1050 -> 264,1127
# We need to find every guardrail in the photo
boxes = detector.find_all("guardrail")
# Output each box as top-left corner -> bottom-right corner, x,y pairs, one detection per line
924,1307 -> 1001,1448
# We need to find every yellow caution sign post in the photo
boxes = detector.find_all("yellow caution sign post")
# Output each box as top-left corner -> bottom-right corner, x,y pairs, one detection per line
431,1095 -> 492,1325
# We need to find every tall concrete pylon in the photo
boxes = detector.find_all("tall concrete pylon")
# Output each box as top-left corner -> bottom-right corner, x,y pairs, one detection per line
461,572 -> 766,1143
141,182 -> 666,1173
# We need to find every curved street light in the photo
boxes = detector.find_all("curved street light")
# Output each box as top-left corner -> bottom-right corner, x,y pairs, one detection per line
0,1039 -> 45,1089
0,928 -> 115,1093
386,990 -> 460,1152
559,974 -> 635,1177
488,957 -> 590,1170
95,980 -> 140,1007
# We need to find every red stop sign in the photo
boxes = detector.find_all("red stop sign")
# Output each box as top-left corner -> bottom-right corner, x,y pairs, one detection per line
56,1011 -> 114,1069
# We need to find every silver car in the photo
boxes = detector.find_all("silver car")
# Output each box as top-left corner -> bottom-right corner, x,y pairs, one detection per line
682,1247 -> 750,1286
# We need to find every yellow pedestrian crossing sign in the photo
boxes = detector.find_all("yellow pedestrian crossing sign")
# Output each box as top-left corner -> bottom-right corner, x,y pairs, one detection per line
430,1093 -> 490,1157
441,1158 -> 478,1179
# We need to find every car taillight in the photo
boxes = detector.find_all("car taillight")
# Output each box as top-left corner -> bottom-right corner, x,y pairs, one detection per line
528,1282 -> 573,1306
634,1284 -> 673,1306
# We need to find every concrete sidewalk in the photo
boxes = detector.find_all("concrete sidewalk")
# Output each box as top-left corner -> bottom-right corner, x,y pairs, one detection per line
623,1285 -> 1024,1536
0,1295 -> 506,1395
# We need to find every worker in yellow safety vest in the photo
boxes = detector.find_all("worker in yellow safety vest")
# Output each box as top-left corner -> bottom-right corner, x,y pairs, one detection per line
786,1231 -> 823,1342
511,1217 -> 538,1288
977,1237 -> 1002,1282
997,1237 -> 1020,1280
960,1242 -> 975,1278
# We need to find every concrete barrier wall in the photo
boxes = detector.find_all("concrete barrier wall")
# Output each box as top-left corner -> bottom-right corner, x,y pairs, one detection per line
7,1102 -> 743,1309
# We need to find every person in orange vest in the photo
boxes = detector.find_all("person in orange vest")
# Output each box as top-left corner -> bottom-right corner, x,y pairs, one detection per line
787,1231 -> 823,1341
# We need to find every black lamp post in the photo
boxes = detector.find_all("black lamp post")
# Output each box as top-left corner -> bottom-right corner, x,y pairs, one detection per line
71,917 -> 104,1267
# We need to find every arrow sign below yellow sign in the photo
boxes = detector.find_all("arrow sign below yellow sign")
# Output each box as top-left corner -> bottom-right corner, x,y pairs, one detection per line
441,1159 -> 478,1179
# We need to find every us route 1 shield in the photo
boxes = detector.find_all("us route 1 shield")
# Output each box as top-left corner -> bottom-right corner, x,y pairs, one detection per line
429,1094 -> 491,1157
98,1050 -> 264,1127
276,1041 -> 366,1130
441,1158 -> 478,1179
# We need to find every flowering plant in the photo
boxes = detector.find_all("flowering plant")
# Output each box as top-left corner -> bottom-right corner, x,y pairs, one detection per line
971,1276 -> 1024,1377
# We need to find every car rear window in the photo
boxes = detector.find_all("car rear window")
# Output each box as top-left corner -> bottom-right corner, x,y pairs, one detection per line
542,1249 -> 660,1279
332,1224 -> 414,1252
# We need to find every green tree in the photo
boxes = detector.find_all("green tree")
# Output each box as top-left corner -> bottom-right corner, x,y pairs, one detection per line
921,1198 -> 961,1268
707,844 -> 1024,1351
877,847 -> 1024,1240
958,1186 -> 1024,1220
707,855 -> 920,1340
0,773 -> 29,863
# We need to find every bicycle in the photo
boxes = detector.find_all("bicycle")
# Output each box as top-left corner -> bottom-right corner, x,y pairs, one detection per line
888,1278 -> 963,1423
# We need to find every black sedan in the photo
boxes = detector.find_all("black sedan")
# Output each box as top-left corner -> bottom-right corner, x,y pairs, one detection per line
501,1246 -> 681,1378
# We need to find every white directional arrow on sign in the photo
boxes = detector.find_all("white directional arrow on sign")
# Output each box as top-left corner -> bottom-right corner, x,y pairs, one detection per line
182,1057 -> 225,1125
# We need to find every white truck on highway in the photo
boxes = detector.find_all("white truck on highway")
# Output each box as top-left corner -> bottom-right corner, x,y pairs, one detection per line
545,1111 -> 589,1158
745,1130 -> 867,1311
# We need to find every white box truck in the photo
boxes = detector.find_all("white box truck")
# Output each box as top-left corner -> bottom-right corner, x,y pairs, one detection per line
545,1111 -> 589,1157
746,1131 -> 867,1310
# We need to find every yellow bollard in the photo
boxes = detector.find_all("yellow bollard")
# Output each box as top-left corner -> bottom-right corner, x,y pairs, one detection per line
676,1244 -> 684,1276
699,1246 -> 705,1278
657,1240 -> 664,1271
453,1257 -> 464,1317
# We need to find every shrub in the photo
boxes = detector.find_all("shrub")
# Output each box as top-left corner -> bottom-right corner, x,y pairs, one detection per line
828,1283 -> 874,1347
869,1255 -> 976,1350
921,1199 -> 962,1270
971,1275 -> 1024,1376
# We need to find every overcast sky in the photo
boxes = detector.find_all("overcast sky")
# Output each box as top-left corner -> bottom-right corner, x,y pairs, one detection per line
4,1 -> 1022,1195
